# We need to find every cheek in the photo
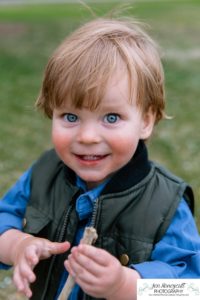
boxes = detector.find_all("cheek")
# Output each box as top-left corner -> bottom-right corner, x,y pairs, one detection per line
52,128 -> 59,148
52,128 -> 70,151
109,134 -> 137,157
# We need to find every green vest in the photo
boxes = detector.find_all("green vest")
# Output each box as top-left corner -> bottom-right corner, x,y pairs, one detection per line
23,143 -> 194,300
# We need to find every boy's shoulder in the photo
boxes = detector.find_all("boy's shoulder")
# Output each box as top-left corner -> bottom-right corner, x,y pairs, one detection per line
33,148 -> 63,169
150,160 -> 194,214
32,148 -> 64,178
35,148 -> 60,164
151,161 -> 185,183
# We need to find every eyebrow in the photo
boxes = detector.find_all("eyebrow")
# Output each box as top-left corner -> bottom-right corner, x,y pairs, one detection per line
99,102 -> 130,113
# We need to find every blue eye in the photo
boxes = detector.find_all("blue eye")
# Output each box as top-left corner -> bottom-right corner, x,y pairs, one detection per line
104,114 -> 119,124
64,113 -> 78,122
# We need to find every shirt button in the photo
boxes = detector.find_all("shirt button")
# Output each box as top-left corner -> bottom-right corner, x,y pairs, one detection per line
23,218 -> 27,228
119,254 -> 129,266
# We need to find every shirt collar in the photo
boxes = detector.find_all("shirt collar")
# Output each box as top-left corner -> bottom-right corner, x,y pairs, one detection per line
76,176 -> 109,201
75,177 -> 109,221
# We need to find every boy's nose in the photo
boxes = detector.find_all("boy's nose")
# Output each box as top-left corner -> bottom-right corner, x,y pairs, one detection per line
77,124 -> 101,144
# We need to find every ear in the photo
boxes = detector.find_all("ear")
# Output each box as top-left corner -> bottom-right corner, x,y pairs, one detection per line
140,109 -> 155,140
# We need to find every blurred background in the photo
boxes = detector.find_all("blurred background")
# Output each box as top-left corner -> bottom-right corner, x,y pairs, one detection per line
0,0 -> 200,299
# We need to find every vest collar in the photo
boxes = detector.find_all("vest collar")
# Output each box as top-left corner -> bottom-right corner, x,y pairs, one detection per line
102,140 -> 150,194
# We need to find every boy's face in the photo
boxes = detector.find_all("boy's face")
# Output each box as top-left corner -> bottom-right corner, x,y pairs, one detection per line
52,72 -> 155,188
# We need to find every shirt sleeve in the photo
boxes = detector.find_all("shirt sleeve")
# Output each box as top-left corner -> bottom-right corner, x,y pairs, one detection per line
132,198 -> 200,278
0,167 -> 32,235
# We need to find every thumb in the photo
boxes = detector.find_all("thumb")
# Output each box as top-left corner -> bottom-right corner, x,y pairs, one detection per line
46,241 -> 70,256
51,241 -> 71,254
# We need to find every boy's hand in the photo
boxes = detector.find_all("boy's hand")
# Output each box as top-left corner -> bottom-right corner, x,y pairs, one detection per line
64,244 -> 140,300
13,236 -> 70,298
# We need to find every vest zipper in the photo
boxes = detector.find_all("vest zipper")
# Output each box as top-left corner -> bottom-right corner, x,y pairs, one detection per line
82,198 -> 100,300
56,204 -> 74,242
90,197 -> 100,228
41,204 -> 73,300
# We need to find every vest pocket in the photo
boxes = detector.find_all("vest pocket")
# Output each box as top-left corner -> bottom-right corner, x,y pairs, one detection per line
23,205 -> 51,235
100,235 -> 153,264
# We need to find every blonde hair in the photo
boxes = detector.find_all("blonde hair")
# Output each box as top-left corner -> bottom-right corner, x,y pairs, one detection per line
36,18 -> 166,123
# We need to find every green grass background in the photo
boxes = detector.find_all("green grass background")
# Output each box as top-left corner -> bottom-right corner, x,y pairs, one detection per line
0,0 -> 200,225
0,1 -> 200,298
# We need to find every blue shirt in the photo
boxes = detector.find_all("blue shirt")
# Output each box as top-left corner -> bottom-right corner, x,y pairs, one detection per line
0,167 -> 200,297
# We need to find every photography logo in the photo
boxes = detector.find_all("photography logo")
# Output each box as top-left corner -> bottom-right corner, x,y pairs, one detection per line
137,279 -> 200,299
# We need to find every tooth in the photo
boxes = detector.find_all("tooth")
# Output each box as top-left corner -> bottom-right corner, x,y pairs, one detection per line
83,155 -> 99,161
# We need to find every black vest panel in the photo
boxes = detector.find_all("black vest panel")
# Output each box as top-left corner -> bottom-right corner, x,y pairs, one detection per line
23,146 -> 194,300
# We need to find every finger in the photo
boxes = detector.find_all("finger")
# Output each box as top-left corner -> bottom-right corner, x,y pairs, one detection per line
22,278 -> 33,298
74,271 -> 97,288
66,253 -> 83,276
46,241 -> 70,256
13,268 -> 24,291
14,261 -> 36,286
25,247 -> 39,267
17,251 -> 36,279
74,245 -> 110,266
64,259 -> 76,277
19,265 -> 36,283
35,241 -> 70,260
65,256 -> 99,290
73,270 -> 104,298
68,250 -> 104,278
13,267 -> 28,295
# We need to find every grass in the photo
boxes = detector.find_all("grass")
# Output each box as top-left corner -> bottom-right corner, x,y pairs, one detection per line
0,1 -> 200,226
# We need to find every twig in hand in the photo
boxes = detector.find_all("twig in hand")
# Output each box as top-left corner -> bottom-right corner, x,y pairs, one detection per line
57,227 -> 98,300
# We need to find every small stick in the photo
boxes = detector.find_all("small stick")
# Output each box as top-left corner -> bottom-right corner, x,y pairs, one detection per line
58,227 -> 98,300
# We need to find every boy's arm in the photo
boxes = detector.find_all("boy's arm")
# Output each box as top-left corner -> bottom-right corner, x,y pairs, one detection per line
0,167 -> 32,239
133,199 -> 200,278
0,167 -> 32,267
